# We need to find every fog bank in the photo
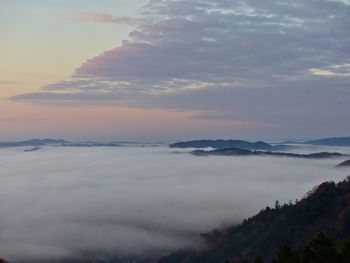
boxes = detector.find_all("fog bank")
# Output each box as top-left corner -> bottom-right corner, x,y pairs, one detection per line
0,146 -> 348,262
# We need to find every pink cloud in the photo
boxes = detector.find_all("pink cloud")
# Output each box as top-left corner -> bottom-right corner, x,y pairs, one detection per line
73,12 -> 141,26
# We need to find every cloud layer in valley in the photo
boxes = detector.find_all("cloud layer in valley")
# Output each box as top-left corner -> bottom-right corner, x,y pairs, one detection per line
0,145 -> 349,262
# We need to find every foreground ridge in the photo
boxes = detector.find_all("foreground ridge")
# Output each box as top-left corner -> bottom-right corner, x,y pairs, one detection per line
158,177 -> 350,263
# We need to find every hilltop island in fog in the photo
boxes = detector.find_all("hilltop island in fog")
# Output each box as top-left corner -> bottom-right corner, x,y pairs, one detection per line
337,159 -> 350,167
0,139 -> 68,147
170,140 -> 275,151
0,139 -> 133,148
171,137 -> 350,150
191,148 -> 348,159
305,136 -> 350,147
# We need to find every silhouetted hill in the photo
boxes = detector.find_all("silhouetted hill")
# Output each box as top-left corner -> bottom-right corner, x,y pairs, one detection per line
158,177 -> 350,263
0,139 -> 67,147
61,142 -> 121,147
170,140 -> 275,151
23,146 -> 41,152
191,148 -> 346,159
337,159 -> 350,167
0,139 -> 122,148
306,137 -> 350,147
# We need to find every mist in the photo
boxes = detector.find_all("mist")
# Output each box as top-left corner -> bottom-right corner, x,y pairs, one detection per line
0,145 -> 349,262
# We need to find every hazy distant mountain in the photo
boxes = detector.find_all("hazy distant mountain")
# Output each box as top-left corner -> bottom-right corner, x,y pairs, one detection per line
191,148 -> 346,159
61,142 -> 121,147
170,140 -> 275,151
0,139 -> 123,148
0,139 -> 67,147
337,159 -> 350,167
305,137 -> 350,147
23,147 -> 41,152
158,178 -> 350,262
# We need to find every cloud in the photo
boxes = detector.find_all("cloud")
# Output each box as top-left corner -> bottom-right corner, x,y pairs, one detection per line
73,0 -> 350,84
310,63 -> 350,77
72,12 -> 142,26
0,145 -> 349,262
12,0 -> 350,136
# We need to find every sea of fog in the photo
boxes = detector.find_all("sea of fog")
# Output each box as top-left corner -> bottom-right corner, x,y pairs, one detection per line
0,145 -> 349,262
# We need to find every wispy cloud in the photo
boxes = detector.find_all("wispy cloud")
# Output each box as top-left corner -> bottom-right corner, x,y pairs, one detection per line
72,12 -> 142,26
310,63 -> 350,77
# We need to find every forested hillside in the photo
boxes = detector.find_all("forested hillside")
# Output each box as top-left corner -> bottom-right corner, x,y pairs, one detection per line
158,177 -> 350,263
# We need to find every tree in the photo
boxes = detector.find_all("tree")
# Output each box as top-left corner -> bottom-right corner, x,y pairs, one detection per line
338,236 -> 350,263
254,256 -> 264,263
302,231 -> 336,263
273,241 -> 300,263
275,200 -> 281,210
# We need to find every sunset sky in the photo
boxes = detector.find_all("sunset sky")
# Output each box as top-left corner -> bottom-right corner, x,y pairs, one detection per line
1,0 -> 349,141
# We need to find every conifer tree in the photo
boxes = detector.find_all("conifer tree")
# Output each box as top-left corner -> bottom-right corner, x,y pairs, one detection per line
338,237 -> 350,263
302,231 -> 336,263
272,241 -> 300,263
254,255 -> 264,263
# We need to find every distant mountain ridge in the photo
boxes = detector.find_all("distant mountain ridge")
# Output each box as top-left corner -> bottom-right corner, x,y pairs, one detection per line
0,139 -> 123,148
170,140 -> 275,151
170,137 -> 350,150
191,148 -> 347,159
0,139 -> 67,147
0,139 -> 162,149
337,159 -> 350,167
305,136 -> 350,147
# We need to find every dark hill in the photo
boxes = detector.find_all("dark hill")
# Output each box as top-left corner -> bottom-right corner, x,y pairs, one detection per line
191,148 -> 346,159
158,177 -> 350,263
0,139 -> 67,147
337,159 -> 350,167
170,140 -> 274,151
306,137 -> 350,147
0,139 -> 122,148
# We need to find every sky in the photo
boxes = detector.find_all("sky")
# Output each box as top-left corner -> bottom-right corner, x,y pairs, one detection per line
1,0 -> 350,141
